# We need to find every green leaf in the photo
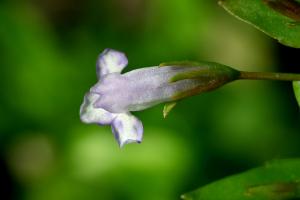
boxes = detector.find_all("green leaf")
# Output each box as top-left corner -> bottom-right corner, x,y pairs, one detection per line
293,81 -> 300,106
182,159 -> 300,200
219,0 -> 300,48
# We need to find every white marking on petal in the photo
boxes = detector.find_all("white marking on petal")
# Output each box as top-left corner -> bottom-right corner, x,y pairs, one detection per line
80,92 -> 116,125
96,49 -> 128,78
111,113 -> 143,147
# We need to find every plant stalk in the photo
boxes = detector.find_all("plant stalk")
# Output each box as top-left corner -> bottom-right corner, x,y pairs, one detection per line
239,71 -> 300,81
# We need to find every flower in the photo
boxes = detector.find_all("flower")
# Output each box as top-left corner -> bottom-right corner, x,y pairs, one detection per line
80,49 -> 239,147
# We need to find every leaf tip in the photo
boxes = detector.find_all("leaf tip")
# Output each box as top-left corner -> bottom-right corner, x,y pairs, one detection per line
293,81 -> 300,107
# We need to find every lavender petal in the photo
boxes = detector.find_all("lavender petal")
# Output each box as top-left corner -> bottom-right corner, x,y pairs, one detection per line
80,92 -> 116,125
96,48 -> 128,78
111,113 -> 143,147
92,66 -> 205,113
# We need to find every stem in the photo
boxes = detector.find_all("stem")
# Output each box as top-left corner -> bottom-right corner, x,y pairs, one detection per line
239,71 -> 300,81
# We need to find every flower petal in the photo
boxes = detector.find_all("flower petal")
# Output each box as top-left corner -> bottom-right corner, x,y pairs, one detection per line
80,92 -> 116,125
91,66 -> 205,113
96,48 -> 128,78
111,113 -> 143,147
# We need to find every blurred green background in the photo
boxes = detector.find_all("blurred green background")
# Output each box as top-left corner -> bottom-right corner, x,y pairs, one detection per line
1,0 -> 300,199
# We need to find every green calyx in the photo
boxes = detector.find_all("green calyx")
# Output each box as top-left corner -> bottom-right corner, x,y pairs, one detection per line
159,61 -> 202,67
170,61 -> 240,83
159,61 -> 300,116
169,61 -> 240,100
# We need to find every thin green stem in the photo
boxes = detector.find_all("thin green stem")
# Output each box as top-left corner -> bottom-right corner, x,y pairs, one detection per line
239,71 -> 300,81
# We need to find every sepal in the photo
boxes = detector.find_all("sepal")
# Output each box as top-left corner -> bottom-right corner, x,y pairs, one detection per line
163,102 -> 177,118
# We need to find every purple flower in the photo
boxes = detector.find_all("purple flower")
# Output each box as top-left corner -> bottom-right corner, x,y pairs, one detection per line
80,49 -> 239,147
